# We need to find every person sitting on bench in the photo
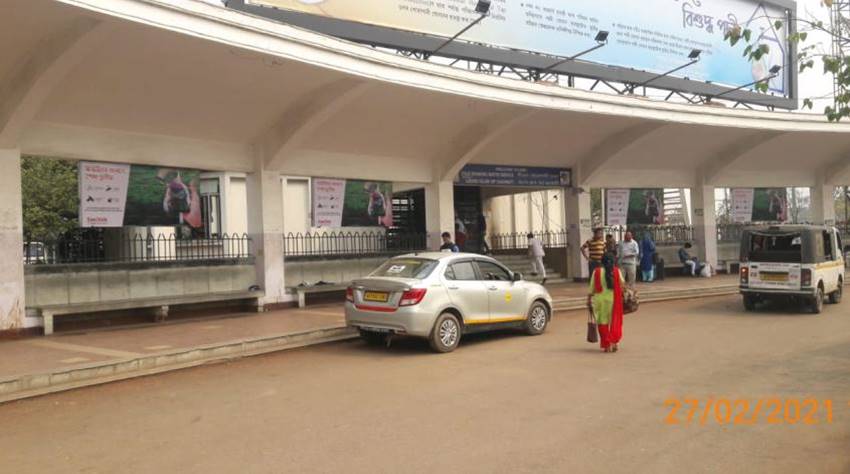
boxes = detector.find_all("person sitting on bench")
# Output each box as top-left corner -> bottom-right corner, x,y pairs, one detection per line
678,242 -> 703,276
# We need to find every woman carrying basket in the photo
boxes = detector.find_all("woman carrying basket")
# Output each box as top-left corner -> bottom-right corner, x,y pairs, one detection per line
587,254 -> 625,353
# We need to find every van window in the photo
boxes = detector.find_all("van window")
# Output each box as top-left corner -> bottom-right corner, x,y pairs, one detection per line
823,231 -> 834,261
748,232 -> 802,263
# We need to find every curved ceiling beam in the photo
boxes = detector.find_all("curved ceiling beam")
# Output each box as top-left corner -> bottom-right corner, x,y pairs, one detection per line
700,131 -> 788,185
576,122 -> 671,186
258,79 -> 374,169
0,17 -> 111,148
824,149 -> 850,185
437,109 -> 540,182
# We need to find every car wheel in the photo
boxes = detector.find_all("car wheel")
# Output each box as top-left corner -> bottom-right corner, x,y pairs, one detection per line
359,329 -> 386,346
811,287 -> 824,314
743,295 -> 757,312
429,312 -> 461,353
829,281 -> 843,304
525,301 -> 549,335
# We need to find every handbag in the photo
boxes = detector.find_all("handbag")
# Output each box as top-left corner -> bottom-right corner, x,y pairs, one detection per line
623,288 -> 639,314
586,308 -> 599,343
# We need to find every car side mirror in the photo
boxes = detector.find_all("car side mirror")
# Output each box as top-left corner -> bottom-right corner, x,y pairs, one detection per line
512,272 -> 523,282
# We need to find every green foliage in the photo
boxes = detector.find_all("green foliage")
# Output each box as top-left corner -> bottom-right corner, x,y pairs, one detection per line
724,6 -> 849,121
21,156 -> 79,239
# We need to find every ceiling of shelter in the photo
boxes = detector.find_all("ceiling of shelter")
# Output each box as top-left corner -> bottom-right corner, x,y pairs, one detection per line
4,0 -> 850,186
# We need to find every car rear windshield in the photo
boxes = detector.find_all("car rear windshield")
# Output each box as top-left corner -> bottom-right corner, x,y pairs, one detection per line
747,232 -> 802,263
370,258 -> 438,279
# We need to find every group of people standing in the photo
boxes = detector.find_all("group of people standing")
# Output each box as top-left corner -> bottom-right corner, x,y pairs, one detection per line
581,228 -> 658,288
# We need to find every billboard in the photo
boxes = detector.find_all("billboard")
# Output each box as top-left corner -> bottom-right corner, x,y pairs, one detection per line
312,178 -> 393,228
80,162 -> 204,229
246,0 -> 790,94
731,187 -> 788,222
456,165 -> 571,188
606,189 -> 665,226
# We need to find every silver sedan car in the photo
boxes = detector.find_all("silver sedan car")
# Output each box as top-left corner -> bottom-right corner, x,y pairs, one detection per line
345,252 -> 553,352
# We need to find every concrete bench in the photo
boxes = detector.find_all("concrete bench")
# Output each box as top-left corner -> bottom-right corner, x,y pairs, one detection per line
294,284 -> 348,308
34,290 -> 264,335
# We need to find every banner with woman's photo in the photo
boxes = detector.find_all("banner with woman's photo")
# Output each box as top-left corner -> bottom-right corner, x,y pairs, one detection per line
605,189 -> 665,226
731,187 -> 788,223
80,162 -> 204,229
312,178 -> 393,228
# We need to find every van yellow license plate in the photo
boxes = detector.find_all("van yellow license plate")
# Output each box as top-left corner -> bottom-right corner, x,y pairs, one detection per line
761,273 -> 788,282
363,291 -> 389,303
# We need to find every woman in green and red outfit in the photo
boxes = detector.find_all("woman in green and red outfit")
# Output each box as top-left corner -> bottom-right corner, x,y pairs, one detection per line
587,254 -> 625,353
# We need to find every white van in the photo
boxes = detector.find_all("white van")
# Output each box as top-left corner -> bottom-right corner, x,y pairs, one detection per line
739,225 -> 845,313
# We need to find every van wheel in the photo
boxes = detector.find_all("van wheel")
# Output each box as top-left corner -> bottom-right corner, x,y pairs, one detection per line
429,313 -> 461,353
743,295 -> 758,311
525,302 -> 549,335
811,287 -> 824,314
829,281 -> 843,304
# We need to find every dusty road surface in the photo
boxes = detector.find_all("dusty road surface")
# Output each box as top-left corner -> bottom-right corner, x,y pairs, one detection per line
2,295 -> 850,473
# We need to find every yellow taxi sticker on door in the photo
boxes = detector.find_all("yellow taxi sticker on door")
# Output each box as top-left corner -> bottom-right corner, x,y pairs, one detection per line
505,292 -> 513,302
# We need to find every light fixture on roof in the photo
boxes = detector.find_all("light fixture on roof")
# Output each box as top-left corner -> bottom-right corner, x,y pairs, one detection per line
705,65 -> 784,103
628,49 -> 702,93
536,30 -> 610,79
427,0 -> 491,59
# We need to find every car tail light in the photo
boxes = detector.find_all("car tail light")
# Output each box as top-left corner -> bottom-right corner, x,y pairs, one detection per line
345,286 -> 354,302
740,267 -> 749,285
399,288 -> 427,306
801,269 -> 812,287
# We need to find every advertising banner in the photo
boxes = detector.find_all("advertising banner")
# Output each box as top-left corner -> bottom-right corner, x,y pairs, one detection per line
312,178 -> 393,228
732,187 -> 788,222
248,0 -> 789,93
456,165 -> 571,188
79,162 -> 131,228
605,189 -> 630,226
80,163 -> 205,229
730,188 -> 755,223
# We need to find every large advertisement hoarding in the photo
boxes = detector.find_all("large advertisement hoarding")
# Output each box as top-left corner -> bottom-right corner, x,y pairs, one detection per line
80,162 -> 204,229
312,178 -> 394,228
248,0 -> 790,93
731,187 -> 788,222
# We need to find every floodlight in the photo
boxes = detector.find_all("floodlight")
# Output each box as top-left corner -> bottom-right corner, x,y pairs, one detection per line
475,0 -> 491,15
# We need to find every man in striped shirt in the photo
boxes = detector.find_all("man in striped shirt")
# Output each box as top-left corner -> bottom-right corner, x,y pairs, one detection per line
581,228 -> 606,276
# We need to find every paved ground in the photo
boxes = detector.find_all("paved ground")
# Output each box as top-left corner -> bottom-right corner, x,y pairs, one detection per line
0,276 -> 734,380
2,293 -> 849,473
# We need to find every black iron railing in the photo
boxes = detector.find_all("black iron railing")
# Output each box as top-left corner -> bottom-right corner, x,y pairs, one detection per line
604,225 -> 693,246
283,231 -> 428,258
490,230 -> 568,251
24,233 -> 252,265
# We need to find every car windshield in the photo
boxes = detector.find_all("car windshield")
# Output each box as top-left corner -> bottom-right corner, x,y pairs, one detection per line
370,258 -> 439,279
748,232 -> 802,263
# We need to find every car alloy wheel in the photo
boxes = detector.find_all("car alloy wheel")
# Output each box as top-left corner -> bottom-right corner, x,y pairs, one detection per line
429,312 -> 461,353
439,319 -> 458,347
525,302 -> 549,335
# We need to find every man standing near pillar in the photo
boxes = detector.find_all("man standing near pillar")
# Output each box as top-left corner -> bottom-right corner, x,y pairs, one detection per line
617,231 -> 640,288
581,228 -> 606,276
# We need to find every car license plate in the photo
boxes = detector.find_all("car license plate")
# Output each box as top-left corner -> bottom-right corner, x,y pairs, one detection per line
761,273 -> 788,282
363,291 -> 389,302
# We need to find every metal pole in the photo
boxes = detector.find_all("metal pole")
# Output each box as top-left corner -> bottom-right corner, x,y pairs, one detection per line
428,14 -> 486,59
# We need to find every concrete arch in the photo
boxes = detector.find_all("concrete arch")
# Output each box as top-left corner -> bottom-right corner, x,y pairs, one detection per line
824,149 -> 850,185
576,122 -> 671,185
701,131 -> 789,185
257,79 -> 374,169
438,109 -> 540,182
0,17 -> 110,148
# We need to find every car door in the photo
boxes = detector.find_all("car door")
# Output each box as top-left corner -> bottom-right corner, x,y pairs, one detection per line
475,259 -> 528,323
443,260 -> 490,324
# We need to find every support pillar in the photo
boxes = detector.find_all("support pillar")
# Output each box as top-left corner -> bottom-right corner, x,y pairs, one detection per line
247,168 -> 287,307
0,149 -> 25,333
810,176 -> 836,226
425,180 -> 455,250
691,182 -> 718,271
564,189 -> 592,280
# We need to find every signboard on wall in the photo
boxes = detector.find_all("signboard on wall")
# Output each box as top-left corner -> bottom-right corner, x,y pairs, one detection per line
312,178 -> 393,228
731,187 -> 788,222
79,162 -> 131,227
80,162 -> 205,229
457,165 -> 571,188
605,188 -> 665,225
246,0 -> 791,94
